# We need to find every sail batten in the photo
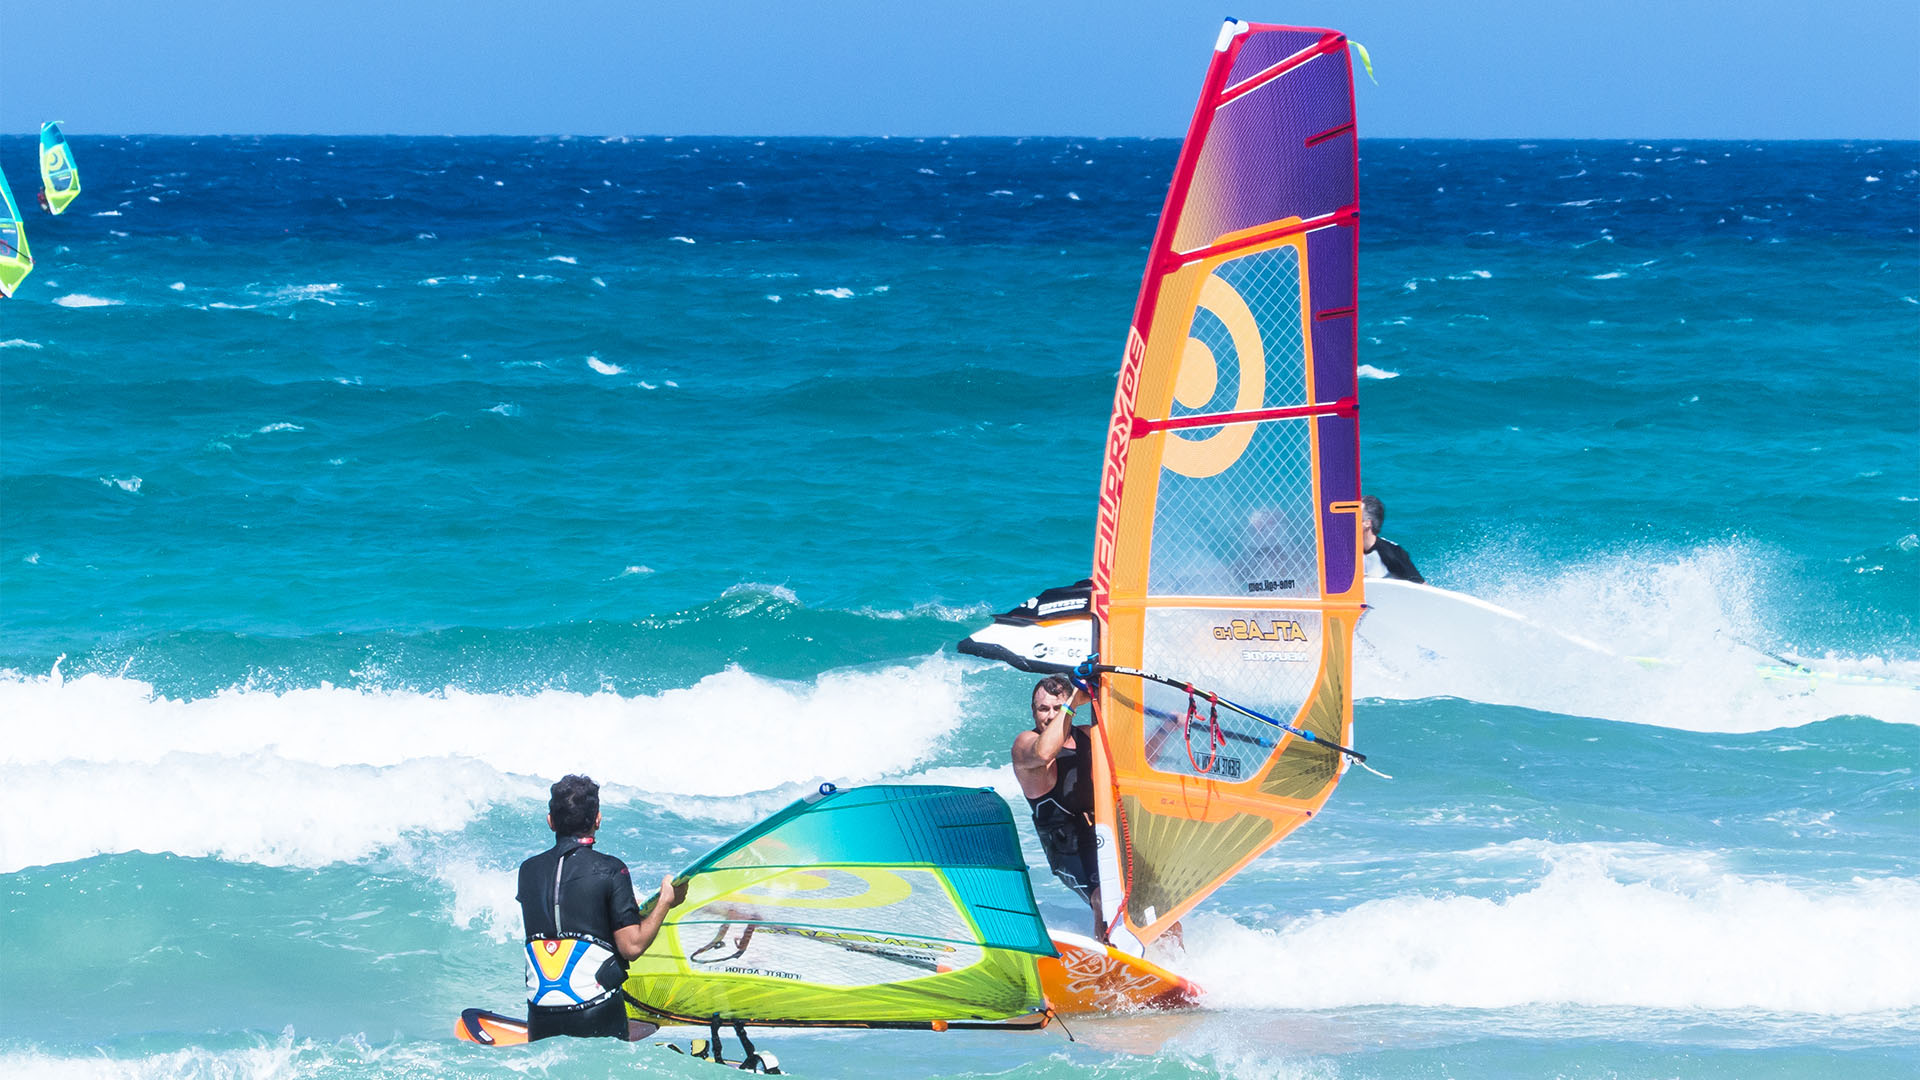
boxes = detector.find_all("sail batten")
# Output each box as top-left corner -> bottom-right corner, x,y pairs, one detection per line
1088,18 -> 1364,952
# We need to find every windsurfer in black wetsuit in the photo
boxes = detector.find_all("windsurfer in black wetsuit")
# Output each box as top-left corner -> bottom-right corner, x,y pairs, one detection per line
1012,674 -> 1104,939
1361,495 -> 1425,583
517,774 -> 680,1040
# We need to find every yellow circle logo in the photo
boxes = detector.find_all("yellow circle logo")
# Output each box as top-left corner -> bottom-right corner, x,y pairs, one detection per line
1163,272 -> 1264,479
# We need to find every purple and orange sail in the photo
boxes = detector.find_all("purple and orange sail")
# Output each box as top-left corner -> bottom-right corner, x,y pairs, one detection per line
1086,18 -> 1365,954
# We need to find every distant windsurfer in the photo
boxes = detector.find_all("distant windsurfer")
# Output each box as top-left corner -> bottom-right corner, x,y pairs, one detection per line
1362,495 -> 1424,583
1013,674 -> 1104,939
517,774 -> 680,1040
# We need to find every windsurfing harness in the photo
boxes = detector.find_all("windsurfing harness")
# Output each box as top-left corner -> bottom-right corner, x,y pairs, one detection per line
517,836 -> 641,1011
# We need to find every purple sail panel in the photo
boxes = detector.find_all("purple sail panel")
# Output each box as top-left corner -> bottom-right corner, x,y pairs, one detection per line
1173,48 -> 1356,253
1315,413 -> 1361,594
1223,27 -> 1329,87
1305,222 -> 1358,405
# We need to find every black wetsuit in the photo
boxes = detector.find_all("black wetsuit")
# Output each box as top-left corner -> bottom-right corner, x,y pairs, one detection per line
1365,537 -> 1425,583
516,835 -> 642,1040
1026,725 -> 1100,905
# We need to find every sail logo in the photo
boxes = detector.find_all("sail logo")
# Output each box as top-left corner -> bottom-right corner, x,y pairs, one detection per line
1214,618 -> 1307,642
1093,326 -> 1148,615
1164,271 -> 1265,479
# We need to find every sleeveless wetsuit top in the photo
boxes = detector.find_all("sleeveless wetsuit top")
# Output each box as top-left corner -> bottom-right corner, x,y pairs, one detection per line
1025,724 -> 1093,823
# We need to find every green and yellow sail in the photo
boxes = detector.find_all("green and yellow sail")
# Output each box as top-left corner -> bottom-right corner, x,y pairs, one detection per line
624,784 -> 1056,1028
0,164 -> 33,298
39,122 -> 81,215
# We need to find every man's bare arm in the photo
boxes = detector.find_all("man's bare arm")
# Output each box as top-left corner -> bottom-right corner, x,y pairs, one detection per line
614,874 -> 682,961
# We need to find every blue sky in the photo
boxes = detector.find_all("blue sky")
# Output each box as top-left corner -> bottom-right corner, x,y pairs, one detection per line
2,1 -> 1915,137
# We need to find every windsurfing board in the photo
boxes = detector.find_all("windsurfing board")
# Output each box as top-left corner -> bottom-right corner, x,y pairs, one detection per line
1354,577 -> 1642,698
453,1007 -> 659,1047
454,1008 -> 531,1047
1038,930 -> 1200,1014
453,1007 -> 777,1069
1356,578 -> 1920,720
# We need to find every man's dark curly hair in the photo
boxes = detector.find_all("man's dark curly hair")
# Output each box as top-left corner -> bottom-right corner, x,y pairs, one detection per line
549,774 -> 600,837
1033,674 -> 1073,701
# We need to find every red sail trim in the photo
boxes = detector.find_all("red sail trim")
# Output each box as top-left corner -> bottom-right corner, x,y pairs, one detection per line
1217,32 -> 1346,106
1096,23 -> 1247,621
1304,121 -> 1355,148
1165,205 -> 1357,267
1129,396 -> 1357,438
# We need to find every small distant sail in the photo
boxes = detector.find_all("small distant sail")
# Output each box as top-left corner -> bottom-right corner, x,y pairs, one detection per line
623,784 -> 1056,1029
0,164 -> 34,298
39,121 -> 81,215
1085,19 -> 1366,953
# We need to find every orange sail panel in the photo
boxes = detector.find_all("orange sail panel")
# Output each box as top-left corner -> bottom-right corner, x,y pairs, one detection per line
1088,19 -> 1364,954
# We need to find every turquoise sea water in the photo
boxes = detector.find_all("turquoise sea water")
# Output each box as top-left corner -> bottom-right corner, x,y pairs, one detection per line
2,136 -> 1916,1078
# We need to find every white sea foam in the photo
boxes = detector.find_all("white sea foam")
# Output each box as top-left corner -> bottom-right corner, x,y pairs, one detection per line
1179,845 -> 1920,1015
436,857 -> 522,942
168,282 -> 186,291
0,753 -> 536,873
855,599 -> 993,622
1357,364 -> 1399,380
98,476 -> 143,494
270,282 -> 341,300
253,422 -> 305,435
0,655 -> 971,870
52,294 -> 122,308
586,356 -> 625,375
0,339 -> 44,348
617,564 -> 655,577
546,254 -> 578,264
670,236 -> 696,244
814,287 -> 857,299
0,1032 -> 497,1080
721,581 -> 800,605
1590,270 -> 1628,280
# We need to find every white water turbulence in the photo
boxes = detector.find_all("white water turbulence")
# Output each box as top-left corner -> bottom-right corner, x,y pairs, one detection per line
1355,543 -> 1920,732
0,655 -> 972,873
1177,844 -> 1920,1016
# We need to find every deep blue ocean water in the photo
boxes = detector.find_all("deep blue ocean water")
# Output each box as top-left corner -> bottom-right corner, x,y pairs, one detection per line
1,135 -> 1916,1079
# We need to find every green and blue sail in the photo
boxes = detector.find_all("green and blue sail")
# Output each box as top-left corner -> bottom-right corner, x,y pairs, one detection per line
623,784 -> 1056,1028
0,163 -> 31,298
40,121 -> 81,215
